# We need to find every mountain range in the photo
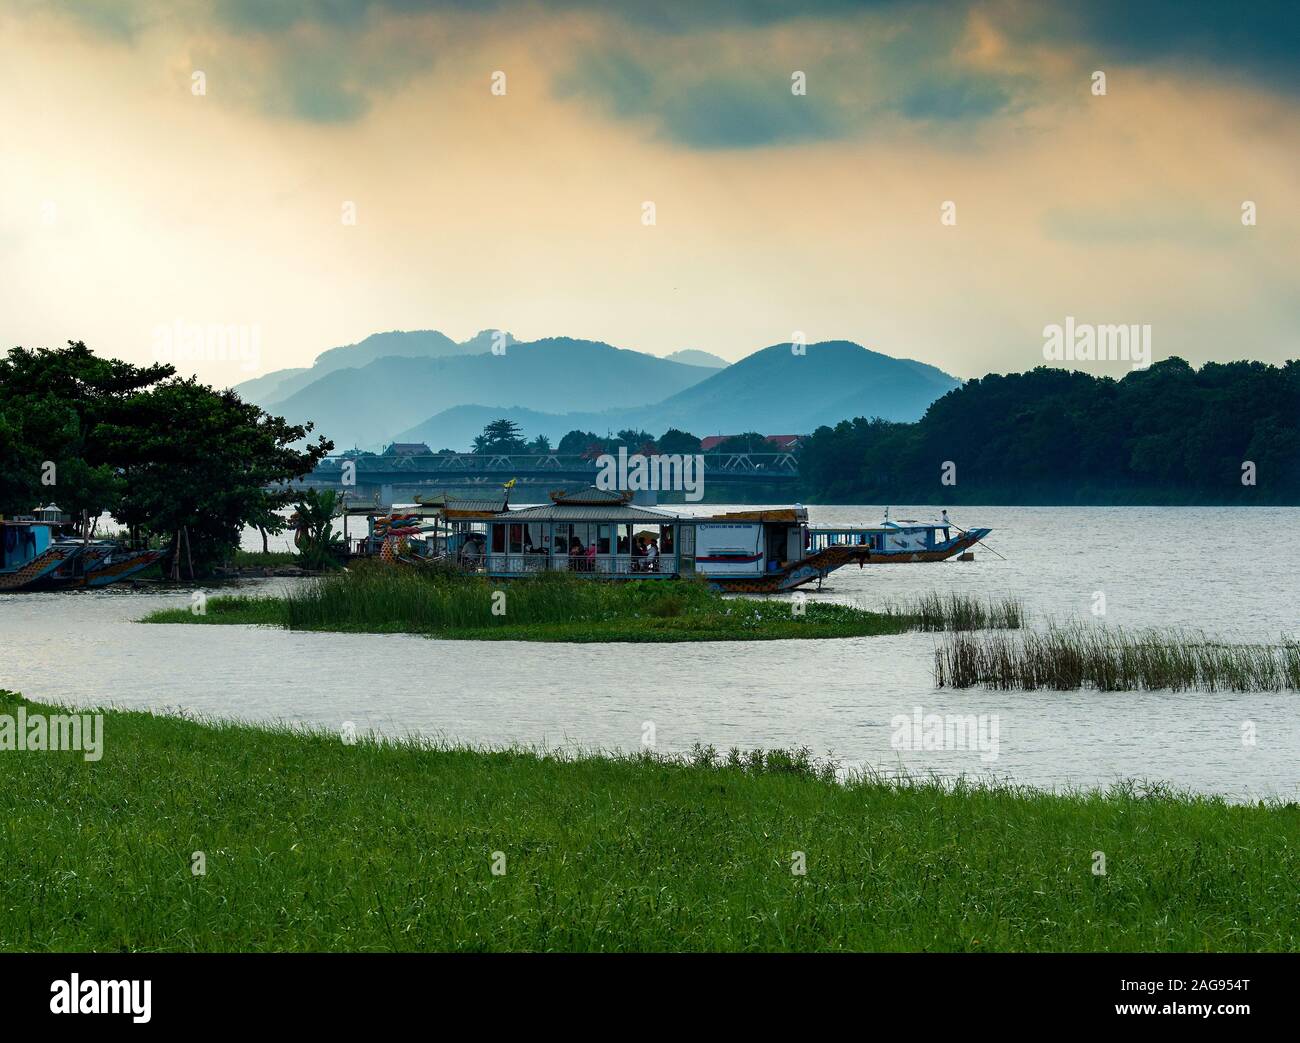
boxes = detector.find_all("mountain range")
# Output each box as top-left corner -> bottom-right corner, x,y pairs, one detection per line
234,331 -> 960,450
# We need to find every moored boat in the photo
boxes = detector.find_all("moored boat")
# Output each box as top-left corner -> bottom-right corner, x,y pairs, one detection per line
2,506 -> 165,591
350,488 -> 992,593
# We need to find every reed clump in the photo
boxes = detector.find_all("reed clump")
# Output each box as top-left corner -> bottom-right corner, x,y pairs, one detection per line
144,569 -> 1029,642
882,591 -> 1025,631
936,624 -> 1300,692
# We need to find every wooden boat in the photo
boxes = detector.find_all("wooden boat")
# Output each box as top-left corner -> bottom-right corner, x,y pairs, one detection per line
1,516 -> 83,591
61,547 -> 165,588
358,488 -> 992,593
2,508 -> 165,591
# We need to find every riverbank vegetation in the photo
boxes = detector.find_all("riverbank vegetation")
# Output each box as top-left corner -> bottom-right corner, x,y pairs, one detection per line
936,625 -> 1300,691
2,691 -> 1296,952
799,358 -> 1300,504
140,569 -> 1025,642
0,341 -> 331,576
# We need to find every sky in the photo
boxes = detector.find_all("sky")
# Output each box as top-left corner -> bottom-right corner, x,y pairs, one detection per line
1,0 -> 1296,388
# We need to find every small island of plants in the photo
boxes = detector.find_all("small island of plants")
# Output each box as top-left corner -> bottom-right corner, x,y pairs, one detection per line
141,568 -> 1025,643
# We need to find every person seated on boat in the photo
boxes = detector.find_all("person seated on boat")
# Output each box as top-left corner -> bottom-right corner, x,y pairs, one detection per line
568,537 -> 583,570
630,535 -> 645,572
585,541 -> 597,571
644,537 -> 659,573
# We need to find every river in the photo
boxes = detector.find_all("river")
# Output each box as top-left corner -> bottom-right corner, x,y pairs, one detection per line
2,506 -> 1296,801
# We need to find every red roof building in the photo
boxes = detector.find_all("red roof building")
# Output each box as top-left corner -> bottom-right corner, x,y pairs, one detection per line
699,434 -> 805,453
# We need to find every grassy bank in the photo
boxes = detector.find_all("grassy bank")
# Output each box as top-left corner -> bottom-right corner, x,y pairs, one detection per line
141,569 -> 1024,642
1,691 -> 1297,952
228,550 -> 300,568
937,625 -> 1300,692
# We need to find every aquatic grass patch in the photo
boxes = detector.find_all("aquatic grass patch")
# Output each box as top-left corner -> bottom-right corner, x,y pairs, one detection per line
140,569 -> 1024,642
2,690 -> 1299,952
935,624 -> 1300,692
229,550 -> 300,568
881,591 -> 1025,631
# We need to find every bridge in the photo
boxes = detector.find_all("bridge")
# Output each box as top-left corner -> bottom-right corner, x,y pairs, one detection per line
294,451 -> 801,497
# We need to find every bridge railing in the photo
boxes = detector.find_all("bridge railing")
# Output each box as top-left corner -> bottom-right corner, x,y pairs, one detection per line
311,451 -> 800,477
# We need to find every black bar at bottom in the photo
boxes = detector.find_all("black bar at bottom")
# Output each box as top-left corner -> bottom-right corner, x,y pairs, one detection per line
0,953 -> 1288,1028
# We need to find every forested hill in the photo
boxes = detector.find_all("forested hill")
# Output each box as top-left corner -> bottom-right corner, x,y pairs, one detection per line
798,358 -> 1300,505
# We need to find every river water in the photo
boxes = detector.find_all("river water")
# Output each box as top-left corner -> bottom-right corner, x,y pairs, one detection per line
2,506 -> 1296,801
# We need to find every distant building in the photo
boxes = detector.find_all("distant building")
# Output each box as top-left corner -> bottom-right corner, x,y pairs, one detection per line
382,442 -> 432,457
699,434 -> 805,453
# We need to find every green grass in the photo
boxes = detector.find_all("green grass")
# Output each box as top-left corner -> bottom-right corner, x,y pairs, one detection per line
140,567 -> 1025,642
1,691 -> 1297,952
228,550 -> 300,568
884,590 -> 1026,631
937,624 -> 1300,692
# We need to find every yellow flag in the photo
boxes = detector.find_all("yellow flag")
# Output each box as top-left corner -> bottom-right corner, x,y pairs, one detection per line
504,478 -> 517,490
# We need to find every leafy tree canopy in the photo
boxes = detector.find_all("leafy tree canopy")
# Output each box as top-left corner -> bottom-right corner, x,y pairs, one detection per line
0,342 -> 331,572
798,359 -> 1300,505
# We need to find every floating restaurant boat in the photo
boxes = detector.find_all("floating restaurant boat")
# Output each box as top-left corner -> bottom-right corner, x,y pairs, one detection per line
352,488 -> 992,593
1,506 -> 164,591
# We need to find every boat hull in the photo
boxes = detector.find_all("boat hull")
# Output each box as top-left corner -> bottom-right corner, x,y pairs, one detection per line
709,529 -> 991,593
82,549 -> 165,587
0,545 -> 80,591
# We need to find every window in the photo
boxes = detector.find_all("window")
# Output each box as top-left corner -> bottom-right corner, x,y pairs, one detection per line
491,524 -> 505,553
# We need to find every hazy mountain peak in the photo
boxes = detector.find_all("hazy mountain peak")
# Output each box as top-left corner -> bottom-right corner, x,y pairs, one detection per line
665,348 -> 728,368
459,329 -> 516,351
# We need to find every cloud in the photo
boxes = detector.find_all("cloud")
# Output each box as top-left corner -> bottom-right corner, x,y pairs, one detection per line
896,73 -> 1016,121
1064,0 -> 1300,95
9,0 -> 1299,139
557,52 -> 847,148
1042,202 -> 1239,249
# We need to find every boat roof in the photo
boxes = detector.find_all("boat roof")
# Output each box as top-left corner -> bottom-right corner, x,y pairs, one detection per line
705,508 -> 807,523
497,503 -> 681,523
415,492 -> 511,520
807,523 -> 942,534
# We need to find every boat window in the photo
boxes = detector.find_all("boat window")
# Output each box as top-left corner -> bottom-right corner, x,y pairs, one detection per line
520,522 -> 543,552
490,524 -> 505,553
508,523 -> 524,554
596,524 -> 611,555
659,525 -> 674,555
618,524 -> 633,554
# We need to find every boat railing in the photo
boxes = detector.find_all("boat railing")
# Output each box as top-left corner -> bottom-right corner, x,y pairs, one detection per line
484,553 -> 671,577
807,528 -> 879,552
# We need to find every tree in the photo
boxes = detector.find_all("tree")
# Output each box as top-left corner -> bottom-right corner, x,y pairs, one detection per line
94,376 -> 331,576
558,429 -> 603,454
710,432 -> 769,455
527,434 -> 552,455
1,342 -> 332,572
796,359 -> 1300,505
473,418 -> 527,454
291,488 -> 344,569
657,428 -> 702,454
0,341 -> 172,523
